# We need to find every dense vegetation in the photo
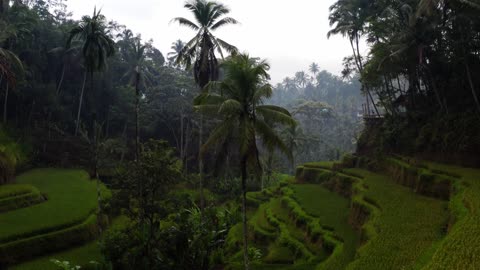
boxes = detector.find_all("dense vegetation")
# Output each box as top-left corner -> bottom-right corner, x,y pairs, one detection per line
0,0 -> 479,269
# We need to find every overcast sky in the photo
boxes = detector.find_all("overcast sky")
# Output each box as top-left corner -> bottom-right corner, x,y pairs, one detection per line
66,0 -> 353,83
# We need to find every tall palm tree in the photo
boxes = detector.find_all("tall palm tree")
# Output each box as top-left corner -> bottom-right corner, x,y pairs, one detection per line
121,37 -> 151,161
172,0 -> 239,88
167,39 -> 185,66
172,0 -> 239,209
328,0 -> 380,116
195,54 -> 296,270
309,62 -> 319,78
295,71 -> 308,88
67,7 -> 115,135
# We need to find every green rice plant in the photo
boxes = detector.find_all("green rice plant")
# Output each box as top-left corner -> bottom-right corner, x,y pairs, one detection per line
0,190 -> 45,212
11,216 -> 129,270
0,214 -> 99,264
418,162 -> 480,270
344,168 -> 448,270
0,185 -> 37,199
0,169 -> 100,244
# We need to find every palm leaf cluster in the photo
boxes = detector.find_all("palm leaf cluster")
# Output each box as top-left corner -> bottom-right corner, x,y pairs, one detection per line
195,54 -> 296,175
67,8 -> 115,74
0,19 -> 22,88
172,0 -> 239,88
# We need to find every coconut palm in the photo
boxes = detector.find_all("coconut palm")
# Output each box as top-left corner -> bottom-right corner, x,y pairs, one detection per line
167,39 -> 185,66
172,0 -> 239,89
328,0 -> 380,116
67,7 -> 115,135
309,62 -> 319,78
172,0 -> 239,209
195,54 -> 296,270
121,37 -> 151,161
295,71 -> 308,88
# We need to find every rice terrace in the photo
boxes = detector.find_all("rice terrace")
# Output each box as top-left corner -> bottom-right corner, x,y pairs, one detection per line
0,0 -> 480,269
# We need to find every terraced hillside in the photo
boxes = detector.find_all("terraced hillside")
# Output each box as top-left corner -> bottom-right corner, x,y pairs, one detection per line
232,156 -> 480,269
0,169 -> 110,268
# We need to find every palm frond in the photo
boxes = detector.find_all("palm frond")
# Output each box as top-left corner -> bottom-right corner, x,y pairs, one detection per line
200,120 -> 233,157
171,17 -> 200,30
256,105 -> 297,127
255,120 -> 293,162
211,17 -> 239,30
219,99 -> 242,114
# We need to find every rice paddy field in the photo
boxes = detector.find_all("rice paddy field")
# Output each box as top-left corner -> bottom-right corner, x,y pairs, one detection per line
228,156 -> 480,269
2,156 -> 480,270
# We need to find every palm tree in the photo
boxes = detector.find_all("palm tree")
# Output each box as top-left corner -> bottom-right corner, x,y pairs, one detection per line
328,0 -> 380,116
67,7 -> 115,135
195,54 -> 296,270
172,0 -> 239,209
121,36 -> 151,161
172,0 -> 239,88
167,39 -> 185,66
0,19 -> 23,124
309,62 -> 319,78
295,71 -> 308,88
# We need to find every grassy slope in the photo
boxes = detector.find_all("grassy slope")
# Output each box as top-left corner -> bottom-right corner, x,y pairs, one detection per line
420,162 -> 480,270
344,169 -> 448,270
11,216 -> 130,270
292,184 -> 360,269
0,169 -> 98,243
0,185 -> 38,199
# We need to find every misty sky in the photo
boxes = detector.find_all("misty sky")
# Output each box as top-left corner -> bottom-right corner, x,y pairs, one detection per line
66,0 -> 354,83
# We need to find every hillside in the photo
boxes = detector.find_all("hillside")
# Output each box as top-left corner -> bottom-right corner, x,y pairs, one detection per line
228,156 -> 480,269
0,169 -> 111,269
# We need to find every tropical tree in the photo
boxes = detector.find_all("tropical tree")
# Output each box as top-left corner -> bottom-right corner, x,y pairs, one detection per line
167,39 -> 185,67
295,71 -> 308,88
172,0 -> 239,208
328,0 -> 380,116
67,7 -> 115,135
120,36 -> 151,160
195,54 -> 296,270
309,62 -> 319,79
0,19 -> 23,124
172,0 -> 239,88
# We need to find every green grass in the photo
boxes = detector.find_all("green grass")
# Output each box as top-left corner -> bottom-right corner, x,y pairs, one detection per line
343,169 -> 448,270
268,198 -> 327,262
0,184 -> 38,199
0,169 -> 100,243
0,184 -> 45,212
302,162 -> 335,170
292,184 -> 360,269
11,216 -> 130,270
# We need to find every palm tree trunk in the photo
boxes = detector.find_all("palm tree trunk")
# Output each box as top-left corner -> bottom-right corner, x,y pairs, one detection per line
135,85 -> 140,161
93,116 -> 102,217
465,60 -> 480,115
241,155 -> 250,270
75,71 -> 88,136
180,111 -> 184,170
120,120 -> 128,163
56,65 -> 66,96
3,83 -> 9,124
199,114 -> 205,210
